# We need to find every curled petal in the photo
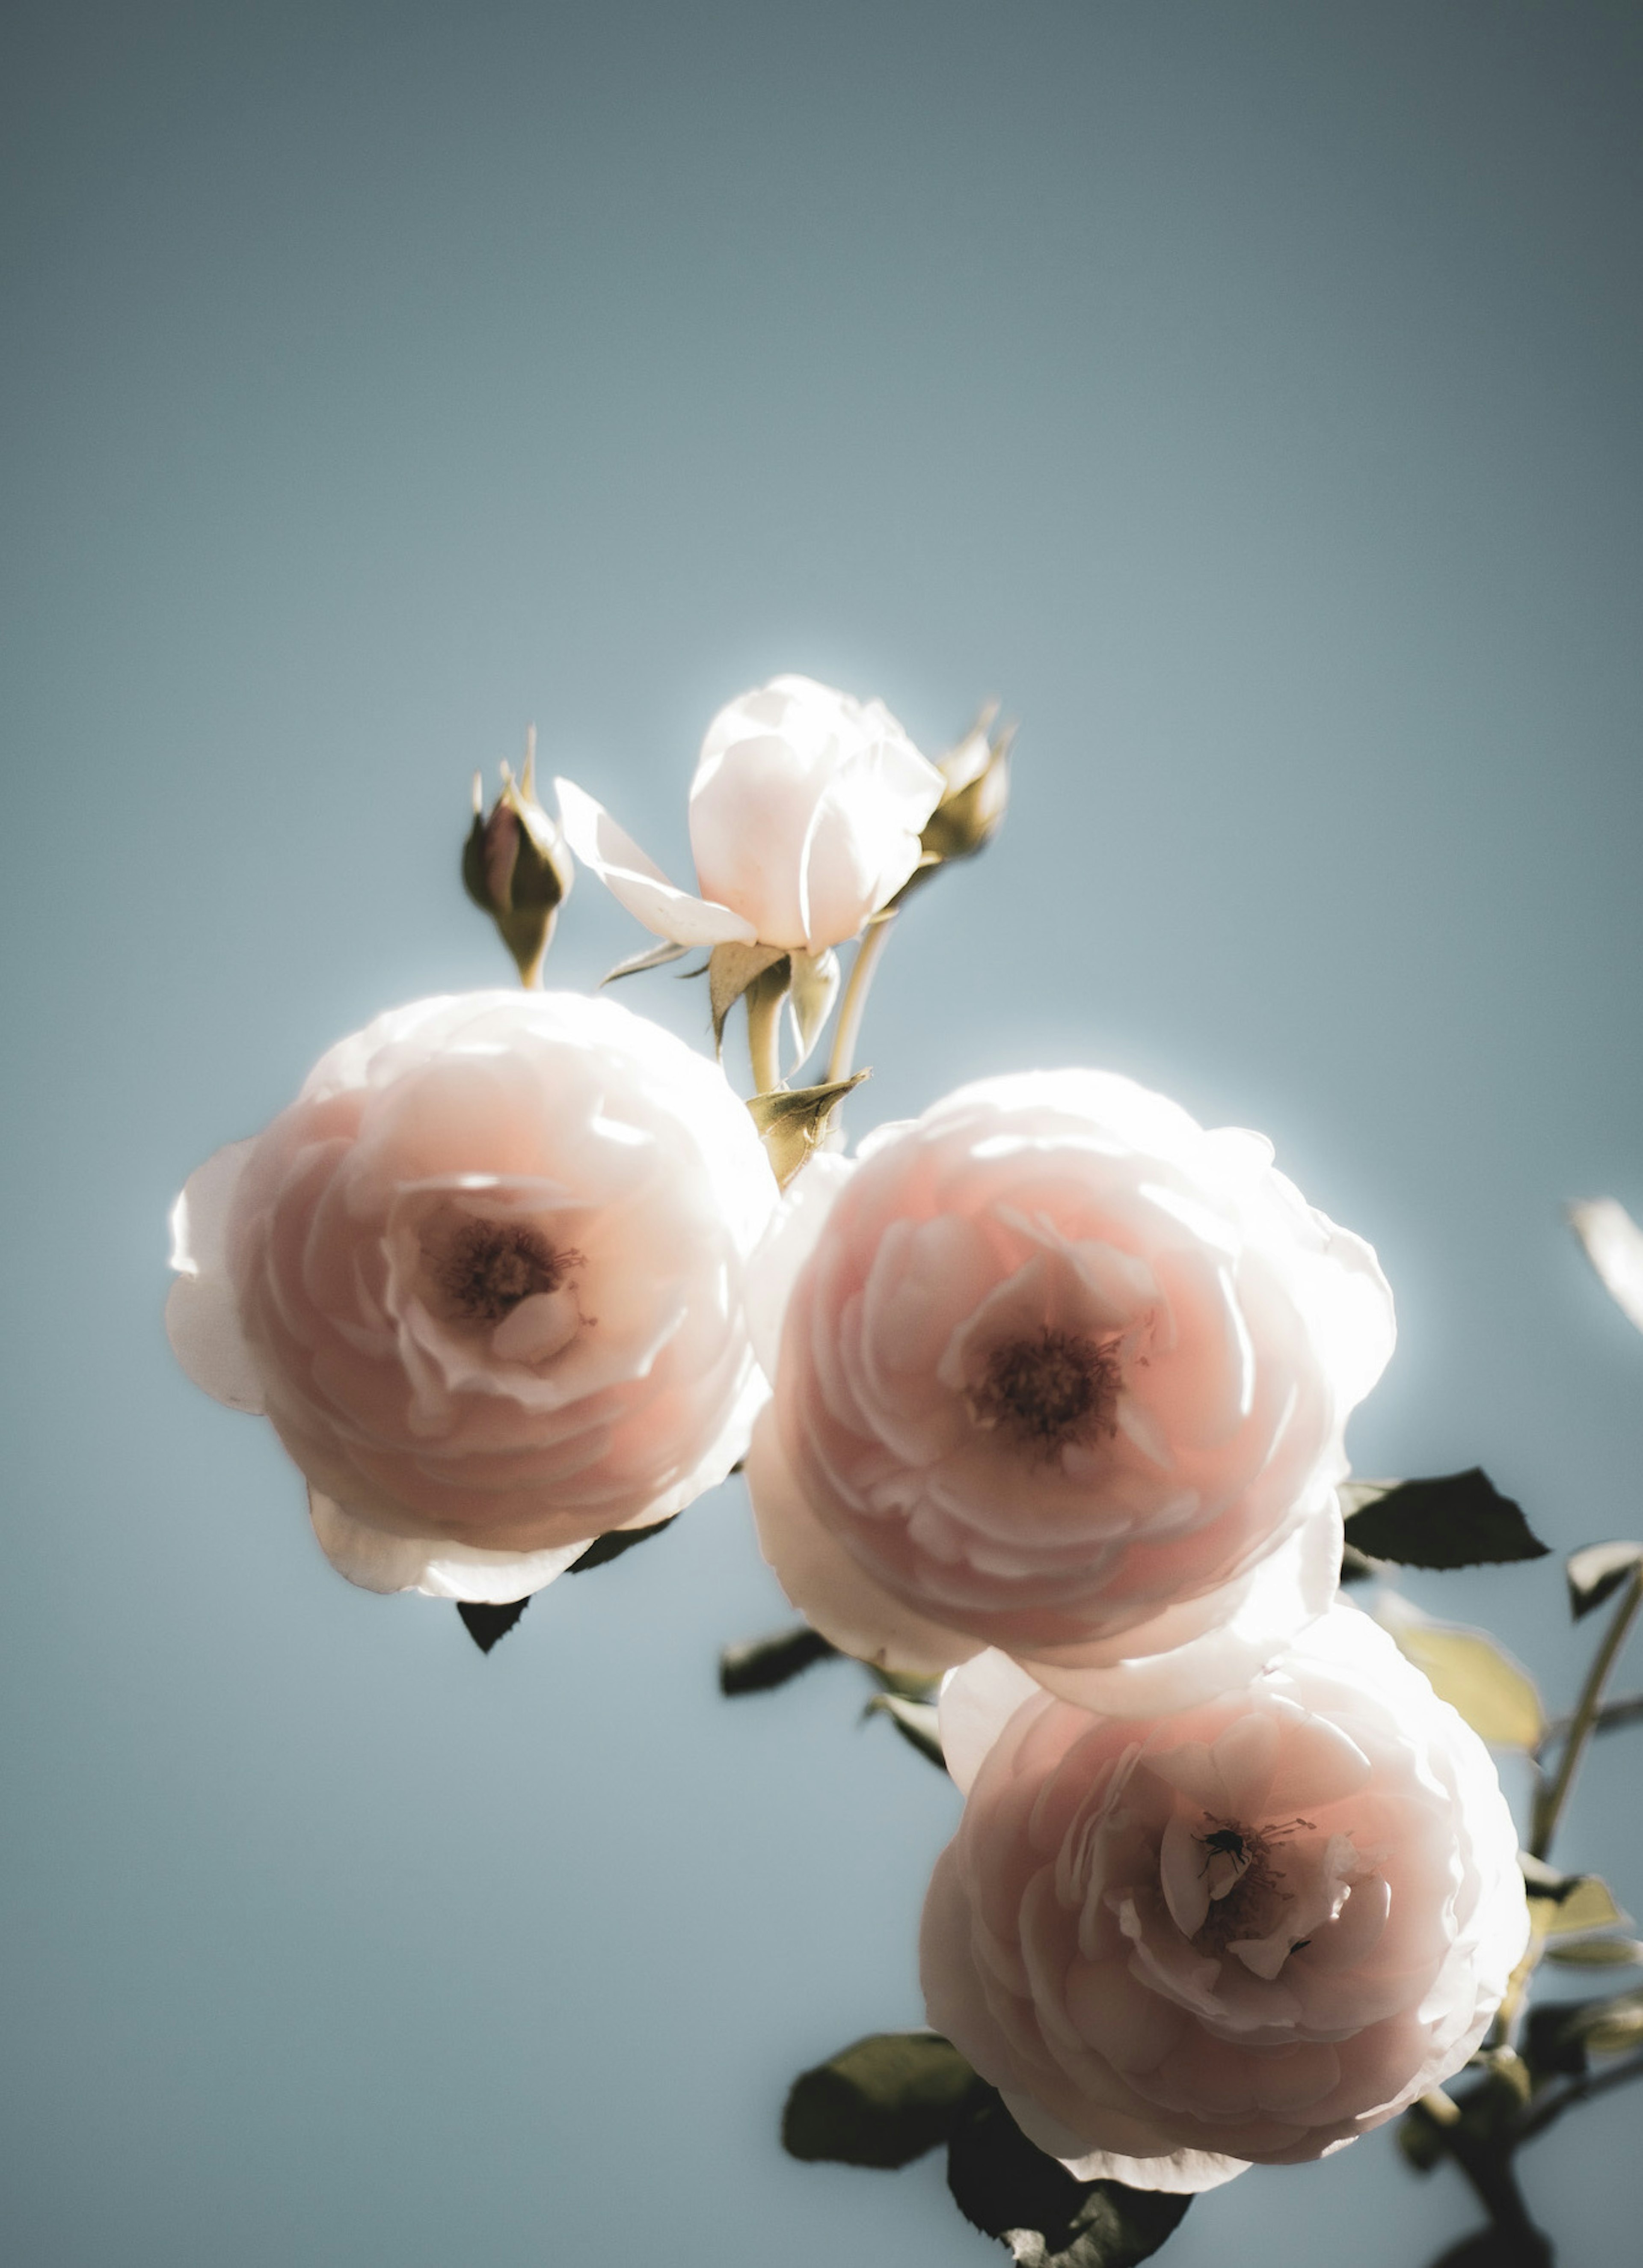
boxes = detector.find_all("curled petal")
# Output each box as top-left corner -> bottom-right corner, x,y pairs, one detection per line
307,1488 -> 591,1601
555,777 -> 756,946
166,1140 -> 265,1413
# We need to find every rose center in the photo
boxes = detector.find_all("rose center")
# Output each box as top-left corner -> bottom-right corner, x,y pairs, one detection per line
1191,1819 -> 1307,1956
969,1328 -> 1118,1455
436,1221 -> 575,1324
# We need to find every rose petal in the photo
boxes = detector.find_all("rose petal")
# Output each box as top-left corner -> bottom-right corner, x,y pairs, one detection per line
165,1140 -> 265,1413
555,777 -> 756,946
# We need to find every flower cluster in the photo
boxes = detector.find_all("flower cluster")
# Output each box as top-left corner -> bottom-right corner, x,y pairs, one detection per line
168,670 -> 1533,2233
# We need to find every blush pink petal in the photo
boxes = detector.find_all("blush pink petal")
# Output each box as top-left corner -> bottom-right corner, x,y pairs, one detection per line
168,991 -> 777,1600
753,1069 -> 1393,1695
920,1608 -> 1528,2182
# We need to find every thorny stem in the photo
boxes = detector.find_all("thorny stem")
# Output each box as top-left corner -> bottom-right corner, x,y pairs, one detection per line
827,911 -> 897,1086
1531,1565 -> 1643,1861
745,971 -> 785,1098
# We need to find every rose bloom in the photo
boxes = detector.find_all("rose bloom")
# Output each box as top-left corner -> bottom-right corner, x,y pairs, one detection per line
747,1071 -> 1395,1712
555,674 -> 944,953
166,992 -> 777,1601
922,1608 -> 1529,2191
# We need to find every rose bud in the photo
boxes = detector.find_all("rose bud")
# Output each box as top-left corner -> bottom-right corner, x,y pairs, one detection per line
746,1069 -> 1395,1710
921,1608 -> 1529,2190
555,674 -> 945,954
462,730 -> 575,986
166,992 -> 777,1602
915,703 -> 1013,872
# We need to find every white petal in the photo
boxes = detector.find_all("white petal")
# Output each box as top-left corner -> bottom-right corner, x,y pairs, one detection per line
938,1649 -> 1047,1794
307,1488 -> 590,1601
1571,1198 -> 1643,1334
554,777 -> 756,946
1054,2146 -> 1251,2195
998,2093 -> 1249,2193
165,1140 -> 264,1412
744,1407 -> 979,1677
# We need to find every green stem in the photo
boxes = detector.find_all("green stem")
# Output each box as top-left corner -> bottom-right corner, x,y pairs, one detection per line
827,912 -> 897,1085
1532,1565 -> 1643,1861
746,972 -> 785,1097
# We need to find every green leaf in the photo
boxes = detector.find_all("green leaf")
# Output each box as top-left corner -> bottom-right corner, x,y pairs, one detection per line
782,2033 -> 982,2169
1566,1540 -> 1643,1621
565,1517 -> 676,1575
718,1623 -> 839,1696
1378,1601 -> 1545,1747
1544,1935 -> 1643,1968
947,2089 -> 1190,2267
747,1072 -> 869,1190
1519,1856 -> 1627,1939
1526,1990 -> 1643,2077
708,941 -> 789,1051
1341,1471 -> 1549,1570
864,1692 -> 945,1767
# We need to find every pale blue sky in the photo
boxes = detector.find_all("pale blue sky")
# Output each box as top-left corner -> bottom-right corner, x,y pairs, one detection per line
3,5 -> 1641,2263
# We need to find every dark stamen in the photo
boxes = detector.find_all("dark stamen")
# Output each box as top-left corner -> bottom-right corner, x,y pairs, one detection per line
436,1222 -> 579,1324
969,1327 -> 1118,1456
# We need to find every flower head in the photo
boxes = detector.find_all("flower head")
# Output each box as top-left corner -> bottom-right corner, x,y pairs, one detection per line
556,674 -> 944,954
166,992 -> 777,1600
921,1608 -> 1529,2189
747,1070 -> 1395,1709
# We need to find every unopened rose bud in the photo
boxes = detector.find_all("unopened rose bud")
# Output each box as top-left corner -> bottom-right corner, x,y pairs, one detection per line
917,704 -> 1013,868
462,727 -> 574,986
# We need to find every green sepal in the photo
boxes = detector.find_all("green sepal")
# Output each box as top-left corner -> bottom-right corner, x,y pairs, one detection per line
565,1517 -> 676,1575
747,1072 -> 869,1190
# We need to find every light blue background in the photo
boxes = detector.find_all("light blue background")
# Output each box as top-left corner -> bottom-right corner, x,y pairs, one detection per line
3,4 -> 1641,2263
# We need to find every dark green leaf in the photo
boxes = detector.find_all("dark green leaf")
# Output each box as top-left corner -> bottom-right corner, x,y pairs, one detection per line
1566,1540 -> 1643,1621
947,2090 -> 1190,2267
457,1597 -> 529,1653
1339,1541 -> 1378,1584
719,1624 -> 839,1695
566,1517 -> 676,1575
1520,1992 -> 1643,2078
782,2033 -> 982,2169
864,1692 -> 945,1767
1343,1471 -> 1548,1570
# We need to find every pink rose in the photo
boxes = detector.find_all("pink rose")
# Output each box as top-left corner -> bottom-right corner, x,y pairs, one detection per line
166,992 -> 777,1601
921,1609 -> 1529,2190
556,674 -> 944,953
748,1071 -> 1395,1710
